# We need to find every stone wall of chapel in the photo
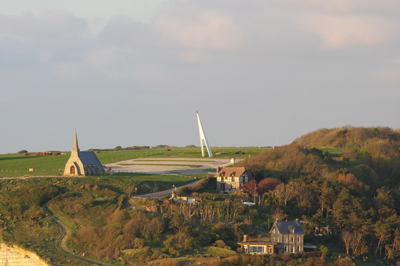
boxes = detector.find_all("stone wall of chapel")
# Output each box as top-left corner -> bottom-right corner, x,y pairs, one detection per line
63,152 -> 85,176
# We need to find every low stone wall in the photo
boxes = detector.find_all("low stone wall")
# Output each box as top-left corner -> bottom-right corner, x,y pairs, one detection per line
0,243 -> 48,266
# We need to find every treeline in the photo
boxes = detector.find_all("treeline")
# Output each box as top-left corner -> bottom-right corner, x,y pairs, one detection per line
87,145 -> 150,151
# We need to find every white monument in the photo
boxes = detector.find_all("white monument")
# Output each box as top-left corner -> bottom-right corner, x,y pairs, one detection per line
197,111 -> 213,157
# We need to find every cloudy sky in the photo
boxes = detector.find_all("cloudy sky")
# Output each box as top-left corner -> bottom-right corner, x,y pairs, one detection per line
1,0 -> 400,153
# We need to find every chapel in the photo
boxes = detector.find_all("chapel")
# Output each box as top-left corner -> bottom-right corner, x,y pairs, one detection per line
63,132 -> 105,176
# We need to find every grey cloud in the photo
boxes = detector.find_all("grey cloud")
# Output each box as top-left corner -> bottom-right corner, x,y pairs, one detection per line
0,2 -> 399,153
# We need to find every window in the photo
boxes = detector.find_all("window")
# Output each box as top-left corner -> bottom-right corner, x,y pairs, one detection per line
217,177 -> 221,181
297,237 -> 300,242
291,237 -> 293,243
235,177 -> 239,182
285,237 -> 288,243
249,246 -> 264,253
291,246 -> 294,253
297,246 -> 300,251
285,246 -> 287,252
70,165 -> 75,174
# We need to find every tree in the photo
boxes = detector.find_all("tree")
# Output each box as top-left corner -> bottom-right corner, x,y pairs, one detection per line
332,188 -> 353,228
257,178 -> 281,194
242,180 -> 257,196
337,173 -> 365,194
169,214 -> 184,233
274,182 -> 297,206
342,230 -> 352,255
349,231 -> 363,256
320,181 -> 335,218
296,186 -> 313,214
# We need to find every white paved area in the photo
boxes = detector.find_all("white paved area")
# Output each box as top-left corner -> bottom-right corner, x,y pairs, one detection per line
104,157 -> 241,175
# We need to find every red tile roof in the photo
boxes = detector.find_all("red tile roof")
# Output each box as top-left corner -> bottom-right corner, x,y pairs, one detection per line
215,167 -> 246,177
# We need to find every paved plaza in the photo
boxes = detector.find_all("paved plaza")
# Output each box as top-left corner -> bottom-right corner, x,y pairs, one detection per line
104,157 -> 241,175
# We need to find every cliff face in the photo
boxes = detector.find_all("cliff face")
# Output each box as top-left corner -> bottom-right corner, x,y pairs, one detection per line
0,243 -> 48,266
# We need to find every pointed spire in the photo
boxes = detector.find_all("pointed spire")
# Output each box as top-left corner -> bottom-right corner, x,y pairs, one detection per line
72,131 -> 80,152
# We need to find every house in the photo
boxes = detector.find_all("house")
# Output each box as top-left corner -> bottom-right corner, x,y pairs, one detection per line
269,219 -> 305,253
237,235 -> 277,254
63,132 -> 105,176
315,225 -> 336,236
169,192 -> 196,204
214,167 -> 253,192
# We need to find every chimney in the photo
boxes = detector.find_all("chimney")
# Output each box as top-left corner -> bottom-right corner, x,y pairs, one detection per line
243,235 -> 248,242
216,167 -> 222,174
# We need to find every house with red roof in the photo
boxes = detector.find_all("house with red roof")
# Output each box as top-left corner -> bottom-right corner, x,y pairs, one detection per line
214,167 -> 253,192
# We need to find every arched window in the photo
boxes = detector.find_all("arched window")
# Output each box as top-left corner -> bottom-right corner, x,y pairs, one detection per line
70,165 -> 75,174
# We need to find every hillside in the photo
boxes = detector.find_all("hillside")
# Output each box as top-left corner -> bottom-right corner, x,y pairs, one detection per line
294,127 -> 400,151
237,127 -> 400,189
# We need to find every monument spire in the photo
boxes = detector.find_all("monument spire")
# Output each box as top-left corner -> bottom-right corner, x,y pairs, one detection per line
196,111 -> 213,157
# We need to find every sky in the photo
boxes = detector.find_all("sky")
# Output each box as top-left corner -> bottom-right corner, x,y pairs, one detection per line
1,0 -> 400,153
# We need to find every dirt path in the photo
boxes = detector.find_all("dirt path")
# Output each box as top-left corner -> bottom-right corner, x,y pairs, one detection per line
41,204 -> 112,266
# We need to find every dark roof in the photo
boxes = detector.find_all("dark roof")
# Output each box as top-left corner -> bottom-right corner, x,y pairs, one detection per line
80,151 -> 103,169
272,220 -> 305,235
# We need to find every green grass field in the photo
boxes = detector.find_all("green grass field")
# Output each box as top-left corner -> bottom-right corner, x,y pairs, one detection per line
0,147 -> 271,178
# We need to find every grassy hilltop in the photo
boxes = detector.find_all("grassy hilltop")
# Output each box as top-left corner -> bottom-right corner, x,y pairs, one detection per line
238,127 -> 400,188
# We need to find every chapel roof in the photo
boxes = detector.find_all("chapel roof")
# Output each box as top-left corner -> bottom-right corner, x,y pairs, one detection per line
79,151 -> 103,169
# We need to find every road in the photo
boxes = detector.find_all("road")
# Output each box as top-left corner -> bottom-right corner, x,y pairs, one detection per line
136,179 -> 201,199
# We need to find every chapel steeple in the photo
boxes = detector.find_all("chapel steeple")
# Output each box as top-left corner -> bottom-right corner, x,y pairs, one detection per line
72,132 -> 80,153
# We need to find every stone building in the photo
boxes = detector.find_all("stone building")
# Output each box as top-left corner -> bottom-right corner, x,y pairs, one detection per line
269,219 -> 305,253
63,132 -> 105,176
214,167 -> 253,192
237,235 -> 277,255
